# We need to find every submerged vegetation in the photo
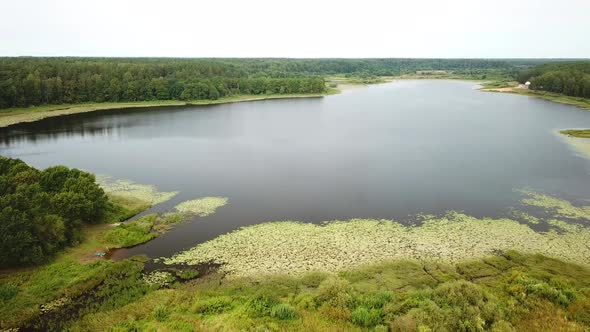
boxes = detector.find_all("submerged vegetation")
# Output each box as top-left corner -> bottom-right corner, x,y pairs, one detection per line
97,175 -> 178,207
165,190 -> 590,277
174,197 -> 228,217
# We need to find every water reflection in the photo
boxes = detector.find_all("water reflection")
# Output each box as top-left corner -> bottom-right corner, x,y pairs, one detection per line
2,80 -> 590,259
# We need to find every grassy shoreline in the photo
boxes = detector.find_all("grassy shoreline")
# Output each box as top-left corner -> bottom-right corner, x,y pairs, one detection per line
3,77 -> 588,130
481,84 -> 590,111
0,93 -> 330,128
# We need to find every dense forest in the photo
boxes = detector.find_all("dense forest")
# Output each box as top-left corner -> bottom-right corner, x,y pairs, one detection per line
518,61 -> 590,98
0,58 -> 549,108
0,157 -> 108,266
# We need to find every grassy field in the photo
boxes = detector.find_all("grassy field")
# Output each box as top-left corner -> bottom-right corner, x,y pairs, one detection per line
0,93 -> 327,128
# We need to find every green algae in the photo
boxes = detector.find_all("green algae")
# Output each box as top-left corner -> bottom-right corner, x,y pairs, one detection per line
508,209 -> 541,225
174,197 -> 228,217
97,175 -> 178,207
164,211 -> 590,277
519,189 -> 590,222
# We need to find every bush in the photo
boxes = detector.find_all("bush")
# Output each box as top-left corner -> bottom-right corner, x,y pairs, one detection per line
246,295 -> 277,317
153,305 -> 169,322
270,303 -> 298,320
509,274 -> 577,307
350,306 -> 382,327
193,296 -> 234,315
0,282 -> 19,301
176,269 -> 199,280
361,291 -> 394,309
0,157 -> 109,266
316,277 -> 352,308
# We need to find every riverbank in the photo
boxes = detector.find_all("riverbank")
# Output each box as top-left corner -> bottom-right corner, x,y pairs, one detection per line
481,83 -> 590,111
0,93 -> 331,128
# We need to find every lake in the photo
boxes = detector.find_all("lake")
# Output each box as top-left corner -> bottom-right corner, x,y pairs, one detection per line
2,80 -> 590,259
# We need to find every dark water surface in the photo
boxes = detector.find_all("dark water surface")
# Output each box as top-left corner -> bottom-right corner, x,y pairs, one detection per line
2,80 -> 590,259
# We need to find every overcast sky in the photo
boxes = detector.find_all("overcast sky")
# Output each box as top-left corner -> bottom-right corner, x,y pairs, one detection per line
1,0 -> 589,58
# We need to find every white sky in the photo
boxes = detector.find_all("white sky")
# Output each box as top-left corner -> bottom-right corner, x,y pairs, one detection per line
1,0 -> 589,58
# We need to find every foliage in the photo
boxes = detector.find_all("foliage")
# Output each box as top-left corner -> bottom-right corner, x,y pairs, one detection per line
517,61 -> 590,98
0,57 -> 557,109
153,305 -> 170,322
561,129 -> 590,138
192,296 -> 234,314
270,303 -> 298,320
0,282 -> 19,302
176,269 -> 199,280
0,58 -> 329,108
164,192 -> 590,277
104,214 -> 158,248
0,157 -> 109,266
350,306 -> 382,327
64,252 -> 590,331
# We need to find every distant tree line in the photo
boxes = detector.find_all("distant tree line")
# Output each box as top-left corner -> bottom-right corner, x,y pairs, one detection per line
0,57 -> 553,109
0,58 -> 327,108
0,157 -> 108,266
518,62 -> 590,98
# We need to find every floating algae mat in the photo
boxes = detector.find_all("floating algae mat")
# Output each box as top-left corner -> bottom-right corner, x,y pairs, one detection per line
165,191 -> 590,277
97,175 -> 178,206
174,197 -> 228,217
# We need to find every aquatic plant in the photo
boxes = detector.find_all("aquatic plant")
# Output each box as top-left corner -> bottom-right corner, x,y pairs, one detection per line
174,197 -> 228,217
97,175 -> 178,206
142,271 -> 175,287
519,189 -> 590,222
164,207 -> 590,277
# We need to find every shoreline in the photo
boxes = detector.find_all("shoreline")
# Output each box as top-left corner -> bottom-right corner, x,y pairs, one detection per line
0,93 -> 332,128
2,78 -> 590,130
480,85 -> 590,111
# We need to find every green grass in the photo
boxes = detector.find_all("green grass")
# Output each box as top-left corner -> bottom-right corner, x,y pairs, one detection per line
561,129 -> 590,138
104,214 -> 159,248
63,251 -> 590,331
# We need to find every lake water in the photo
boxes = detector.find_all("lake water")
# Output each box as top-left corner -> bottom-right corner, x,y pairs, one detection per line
2,80 -> 590,259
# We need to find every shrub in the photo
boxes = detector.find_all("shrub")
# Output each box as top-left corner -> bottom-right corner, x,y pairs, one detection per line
361,291 -> 394,309
246,295 -> 278,317
177,269 -> 199,280
270,303 -> 298,320
153,305 -> 169,322
193,296 -> 234,315
166,320 -> 194,332
350,306 -> 382,327
0,282 -> 19,301
509,274 -> 577,307
316,277 -> 352,308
